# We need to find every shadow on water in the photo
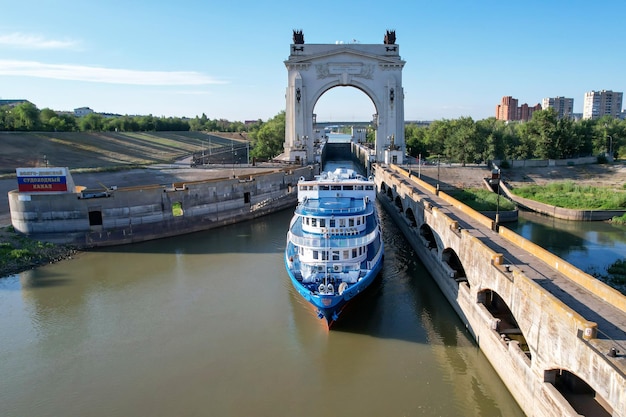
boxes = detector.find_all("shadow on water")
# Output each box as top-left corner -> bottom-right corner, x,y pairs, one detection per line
91,206 -> 295,256
322,203 -> 472,347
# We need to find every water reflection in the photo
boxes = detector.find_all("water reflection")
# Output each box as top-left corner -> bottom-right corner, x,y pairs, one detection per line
509,210 -> 626,292
0,179 -> 525,417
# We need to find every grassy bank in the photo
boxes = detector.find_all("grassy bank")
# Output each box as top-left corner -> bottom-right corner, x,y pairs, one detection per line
447,188 -> 516,211
0,131 -> 246,176
0,226 -> 77,278
511,181 -> 626,210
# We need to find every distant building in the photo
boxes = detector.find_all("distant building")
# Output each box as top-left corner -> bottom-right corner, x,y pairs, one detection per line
542,97 -> 574,119
496,96 -> 541,122
0,99 -> 32,108
74,107 -> 94,117
583,90 -> 623,119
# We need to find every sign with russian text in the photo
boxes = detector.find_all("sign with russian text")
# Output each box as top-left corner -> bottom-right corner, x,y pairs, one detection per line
16,167 -> 70,192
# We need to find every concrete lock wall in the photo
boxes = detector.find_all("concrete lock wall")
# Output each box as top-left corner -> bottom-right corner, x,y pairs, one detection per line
375,164 -> 625,417
9,166 -> 316,247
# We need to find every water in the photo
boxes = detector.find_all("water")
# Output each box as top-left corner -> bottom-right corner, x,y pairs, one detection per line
507,210 -> 626,293
0,205 -> 525,417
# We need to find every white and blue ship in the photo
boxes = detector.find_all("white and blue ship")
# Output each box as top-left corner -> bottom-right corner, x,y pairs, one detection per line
285,168 -> 384,327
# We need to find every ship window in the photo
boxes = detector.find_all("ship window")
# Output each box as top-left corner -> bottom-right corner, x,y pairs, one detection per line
331,185 -> 341,190
352,248 -> 357,258
320,185 -> 330,190
330,219 -> 336,227
299,185 -> 306,191
349,218 -> 354,227
357,217 -> 361,225
355,185 -> 363,190
320,218 -> 326,227
343,185 -> 353,190
313,250 -> 318,259
339,219 -> 346,227
311,218 -> 317,227
332,251 -> 340,261
366,185 -> 374,190
359,247 -> 363,255
322,251 -> 328,261
343,250 -> 349,259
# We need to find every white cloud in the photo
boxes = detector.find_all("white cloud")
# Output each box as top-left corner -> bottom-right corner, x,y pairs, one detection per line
0,60 -> 227,86
0,33 -> 79,49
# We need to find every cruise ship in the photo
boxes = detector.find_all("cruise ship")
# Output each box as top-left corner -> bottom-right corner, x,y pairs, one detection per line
284,168 -> 384,326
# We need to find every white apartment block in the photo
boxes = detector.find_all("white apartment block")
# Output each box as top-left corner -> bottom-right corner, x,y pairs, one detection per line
541,97 -> 574,119
582,90 -> 623,119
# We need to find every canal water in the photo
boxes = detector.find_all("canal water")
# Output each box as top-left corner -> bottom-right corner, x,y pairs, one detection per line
507,210 -> 626,294
0,167 -> 526,417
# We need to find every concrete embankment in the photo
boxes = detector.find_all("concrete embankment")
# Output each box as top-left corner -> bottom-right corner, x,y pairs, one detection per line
8,164 -> 315,248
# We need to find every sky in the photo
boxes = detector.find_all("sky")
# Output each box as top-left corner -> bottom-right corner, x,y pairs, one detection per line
1,0 -> 625,123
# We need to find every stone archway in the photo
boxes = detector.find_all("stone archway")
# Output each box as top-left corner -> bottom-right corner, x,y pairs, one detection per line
283,30 -> 406,164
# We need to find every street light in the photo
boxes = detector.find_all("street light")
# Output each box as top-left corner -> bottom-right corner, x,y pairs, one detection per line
436,154 -> 440,193
607,135 -> 613,158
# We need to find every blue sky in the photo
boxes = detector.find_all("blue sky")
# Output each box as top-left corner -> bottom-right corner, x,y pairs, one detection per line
1,0 -> 624,122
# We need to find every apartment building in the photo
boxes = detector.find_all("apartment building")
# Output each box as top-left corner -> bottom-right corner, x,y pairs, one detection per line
583,90 -> 623,119
541,97 -> 574,119
495,96 -> 541,121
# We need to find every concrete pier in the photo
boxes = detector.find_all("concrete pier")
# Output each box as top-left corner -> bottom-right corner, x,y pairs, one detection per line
375,163 -> 626,417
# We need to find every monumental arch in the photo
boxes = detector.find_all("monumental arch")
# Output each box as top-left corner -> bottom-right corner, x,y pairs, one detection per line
283,30 -> 406,164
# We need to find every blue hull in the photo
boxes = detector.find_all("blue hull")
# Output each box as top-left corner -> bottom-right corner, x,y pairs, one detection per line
285,253 -> 383,326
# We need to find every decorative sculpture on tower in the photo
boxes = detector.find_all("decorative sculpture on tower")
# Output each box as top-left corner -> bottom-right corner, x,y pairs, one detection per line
384,30 -> 396,45
293,30 -> 304,45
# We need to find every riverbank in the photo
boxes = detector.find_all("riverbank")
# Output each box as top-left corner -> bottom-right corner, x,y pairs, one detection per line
0,226 -> 78,278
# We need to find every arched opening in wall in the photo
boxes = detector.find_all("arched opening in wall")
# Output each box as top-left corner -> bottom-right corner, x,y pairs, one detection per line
380,182 -> 387,195
314,87 -> 376,128
478,289 -> 531,360
405,207 -> 417,227
394,195 -> 403,212
386,187 -> 393,200
441,248 -> 468,286
544,369 -> 611,417
419,224 -> 437,250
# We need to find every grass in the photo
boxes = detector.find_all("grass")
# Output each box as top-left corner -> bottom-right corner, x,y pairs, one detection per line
0,226 -> 77,278
0,131 -> 241,176
447,188 -> 516,211
612,213 -> 626,224
512,181 -> 626,210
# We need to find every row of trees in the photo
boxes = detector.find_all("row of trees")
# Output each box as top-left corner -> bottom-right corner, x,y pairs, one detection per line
2,102 -> 624,163
405,109 -> 625,164
246,109 -> 626,162
0,102 -> 261,134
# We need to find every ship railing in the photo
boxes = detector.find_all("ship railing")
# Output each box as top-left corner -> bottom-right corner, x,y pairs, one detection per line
287,229 -> 379,249
295,203 -> 373,216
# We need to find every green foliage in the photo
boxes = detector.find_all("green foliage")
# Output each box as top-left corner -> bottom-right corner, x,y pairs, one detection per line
448,188 -> 516,211
612,213 -> 626,224
404,110 -> 626,164
512,181 -> 626,209
249,111 -> 286,160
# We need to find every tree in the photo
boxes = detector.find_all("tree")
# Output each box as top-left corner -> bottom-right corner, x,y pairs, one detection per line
12,102 -> 40,130
446,117 -> 479,165
79,113 -> 104,131
404,123 -> 428,158
250,112 -> 285,160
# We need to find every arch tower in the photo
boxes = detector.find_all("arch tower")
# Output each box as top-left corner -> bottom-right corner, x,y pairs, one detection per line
283,30 -> 406,164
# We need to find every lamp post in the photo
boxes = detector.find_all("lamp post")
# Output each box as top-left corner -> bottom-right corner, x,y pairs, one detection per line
436,154 -> 440,193
607,135 -> 613,158
490,168 -> 501,228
